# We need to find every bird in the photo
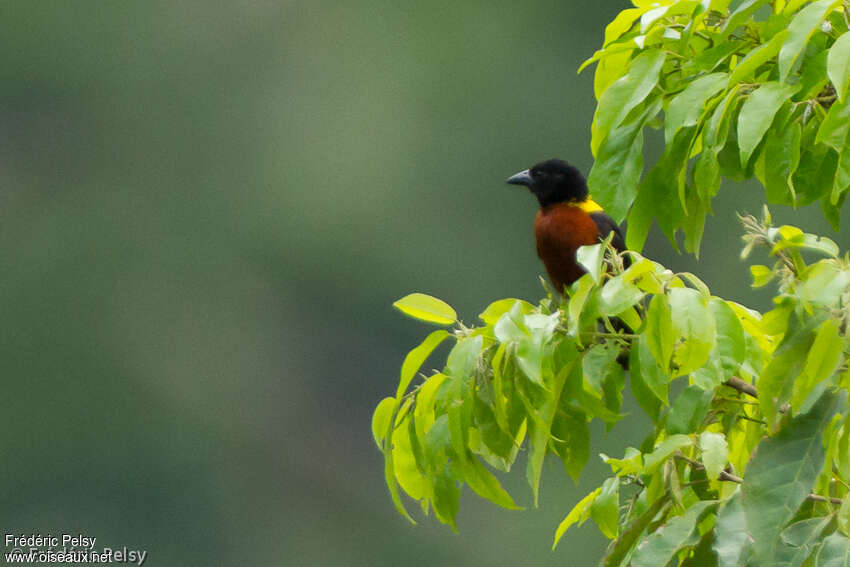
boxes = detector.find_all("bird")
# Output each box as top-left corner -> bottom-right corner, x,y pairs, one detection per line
506,158 -> 626,292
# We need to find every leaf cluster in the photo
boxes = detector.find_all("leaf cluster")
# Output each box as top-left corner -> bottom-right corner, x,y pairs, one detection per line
585,0 -> 850,254
374,215 -> 850,565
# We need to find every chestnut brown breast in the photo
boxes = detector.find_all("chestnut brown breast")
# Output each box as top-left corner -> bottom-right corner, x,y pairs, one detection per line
533,203 -> 600,292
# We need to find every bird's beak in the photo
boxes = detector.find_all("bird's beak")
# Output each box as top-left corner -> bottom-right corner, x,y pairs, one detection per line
506,169 -> 532,186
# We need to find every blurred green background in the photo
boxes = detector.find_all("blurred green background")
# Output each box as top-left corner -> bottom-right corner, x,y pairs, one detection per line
2,1 -> 847,565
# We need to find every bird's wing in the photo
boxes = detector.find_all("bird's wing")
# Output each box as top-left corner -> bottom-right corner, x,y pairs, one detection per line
589,211 -> 626,252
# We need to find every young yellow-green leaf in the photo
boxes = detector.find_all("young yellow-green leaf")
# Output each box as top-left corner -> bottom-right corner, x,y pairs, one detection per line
479,298 -> 533,326
372,397 -> 396,449
750,264 -> 776,288
398,330 -> 450,401
598,275 -> 645,317
727,30 -> 789,87
463,457 -> 521,510
392,415 -> 426,500
553,487 -> 602,549
384,442 -> 416,524
828,32 -> 850,103
738,83 -> 799,168
591,477 -> 620,539
778,0 -> 842,82
631,501 -> 718,567
393,293 -> 457,326
645,294 -> 674,374
699,431 -> 729,481
413,372 -> 448,442
603,6 -> 646,45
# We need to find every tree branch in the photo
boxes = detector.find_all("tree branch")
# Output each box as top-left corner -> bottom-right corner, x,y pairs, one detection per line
676,454 -> 843,505
724,377 -> 758,398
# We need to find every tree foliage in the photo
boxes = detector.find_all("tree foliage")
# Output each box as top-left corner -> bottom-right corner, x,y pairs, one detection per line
373,1 -> 850,565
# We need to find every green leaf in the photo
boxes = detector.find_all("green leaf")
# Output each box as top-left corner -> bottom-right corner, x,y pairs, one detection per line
757,313 -> 820,428
699,431 -> 729,481
629,127 -> 694,249
713,492 -> 750,567
643,434 -> 693,472
591,477 -> 620,539
723,0 -> 769,34
601,492 -> 670,567
598,275 -> 645,317
779,516 -> 831,566
692,298 -> 746,390
839,497 -> 850,536
567,275 -> 595,339
393,293 -> 457,325
551,408 -> 591,481
828,31 -> 850,103
742,391 -> 838,564
761,119 -> 802,205
589,98 -> 660,223
738,83 -> 800,168
463,457 -> 520,510
592,49 -> 666,155
631,334 -> 670,413
372,397 -> 396,449
728,30 -> 789,87
792,318 -> 843,411
666,386 -> 713,435
778,0 -> 842,82
669,287 -> 716,375
446,335 -> 483,467
631,501 -> 718,567
645,294 -> 675,372
553,487 -> 602,549
431,465 -> 460,530
798,262 -> 850,306
694,86 -> 740,202
816,97 -> 850,202
576,243 -> 605,283
526,340 -> 579,505
665,72 -> 729,144
582,341 -> 621,395
813,532 -> 850,566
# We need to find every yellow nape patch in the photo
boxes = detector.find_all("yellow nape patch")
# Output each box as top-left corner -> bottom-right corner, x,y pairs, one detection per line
578,199 -> 604,213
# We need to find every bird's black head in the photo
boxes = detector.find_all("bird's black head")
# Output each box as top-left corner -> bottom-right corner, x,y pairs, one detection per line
506,158 -> 589,207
